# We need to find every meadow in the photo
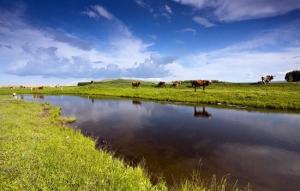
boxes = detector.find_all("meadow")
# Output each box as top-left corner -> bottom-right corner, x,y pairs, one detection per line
1,79 -> 300,110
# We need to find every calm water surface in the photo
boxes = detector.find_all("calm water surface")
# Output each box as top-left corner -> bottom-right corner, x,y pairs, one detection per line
25,95 -> 300,191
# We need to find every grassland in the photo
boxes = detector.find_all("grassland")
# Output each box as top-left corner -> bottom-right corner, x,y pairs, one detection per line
1,79 -> 300,110
0,96 -> 251,191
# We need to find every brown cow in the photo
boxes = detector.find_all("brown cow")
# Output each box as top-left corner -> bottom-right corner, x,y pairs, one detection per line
156,81 -> 166,88
172,81 -> 181,87
132,81 -> 141,88
193,106 -> 212,119
31,86 -> 44,91
191,80 -> 211,92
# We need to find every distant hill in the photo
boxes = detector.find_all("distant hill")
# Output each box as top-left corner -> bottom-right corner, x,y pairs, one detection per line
77,79 -> 156,87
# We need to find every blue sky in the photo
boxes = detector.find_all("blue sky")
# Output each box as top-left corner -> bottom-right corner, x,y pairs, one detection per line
1,0 -> 300,85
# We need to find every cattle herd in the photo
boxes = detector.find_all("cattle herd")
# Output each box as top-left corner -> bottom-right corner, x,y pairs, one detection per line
132,75 -> 275,91
132,80 -> 211,91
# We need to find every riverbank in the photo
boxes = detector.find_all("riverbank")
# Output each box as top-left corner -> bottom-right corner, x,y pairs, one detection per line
0,96 -> 165,190
1,80 -> 299,110
0,96 -> 250,191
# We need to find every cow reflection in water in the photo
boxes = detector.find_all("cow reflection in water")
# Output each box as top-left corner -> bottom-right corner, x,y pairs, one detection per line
132,100 -> 142,105
87,96 -> 95,103
193,106 -> 212,119
32,94 -> 44,99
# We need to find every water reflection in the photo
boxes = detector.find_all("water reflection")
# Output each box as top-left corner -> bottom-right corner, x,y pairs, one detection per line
87,96 -> 95,103
193,106 -> 212,119
25,95 -> 300,191
132,100 -> 142,105
32,94 -> 44,99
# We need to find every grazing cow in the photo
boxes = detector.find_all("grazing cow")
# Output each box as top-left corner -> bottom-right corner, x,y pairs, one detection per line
132,81 -> 141,88
193,106 -> 212,119
261,75 -> 274,84
191,80 -> 211,92
172,81 -> 181,87
31,86 -> 44,91
156,81 -> 166,88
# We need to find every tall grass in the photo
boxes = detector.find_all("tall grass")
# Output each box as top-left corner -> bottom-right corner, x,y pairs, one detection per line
173,173 -> 252,191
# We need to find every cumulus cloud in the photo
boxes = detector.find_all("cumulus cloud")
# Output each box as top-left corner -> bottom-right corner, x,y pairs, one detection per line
166,21 -> 300,82
126,55 -> 175,78
173,0 -> 300,22
45,28 -> 93,50
193,16 -> 215,27
0,6 -> 172,79
167,48 -> 300,82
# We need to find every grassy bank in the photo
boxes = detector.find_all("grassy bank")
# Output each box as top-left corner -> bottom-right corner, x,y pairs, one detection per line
1,80 -> 300,110
0,96 -> 250,190
0,96 -> 165,190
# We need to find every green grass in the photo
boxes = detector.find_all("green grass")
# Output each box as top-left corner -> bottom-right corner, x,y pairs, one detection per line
0,96 -> 251,191
1,79 -> 299,110
0,96 -> 165,191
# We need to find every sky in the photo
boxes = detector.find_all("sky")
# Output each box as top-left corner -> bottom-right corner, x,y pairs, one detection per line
0,0 -> 300,85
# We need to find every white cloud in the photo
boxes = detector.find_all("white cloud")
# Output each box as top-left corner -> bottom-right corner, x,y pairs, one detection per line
165,4 -> 173,14
172,0 -> 211,9
135,1 -> 173,21
177,28 -> 197,36
166,23 -> 300,82
173,0 -> 300,22
135,0 -> 147,8
214,0 -> 300,22
83,5 -> 114,20
0,6 -> 172,79
167,48 -> 300,82
193,16 -> 215,27
135,0 -> 154,13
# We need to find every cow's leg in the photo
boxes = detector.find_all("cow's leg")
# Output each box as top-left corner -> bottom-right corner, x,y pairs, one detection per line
203,86 -> 205,91
194,86 -> 196,92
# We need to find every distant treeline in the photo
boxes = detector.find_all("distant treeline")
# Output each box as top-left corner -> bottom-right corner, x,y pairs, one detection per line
285,70 -> 300,82
77,81 -> 102,86
77,81 -> 93,86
